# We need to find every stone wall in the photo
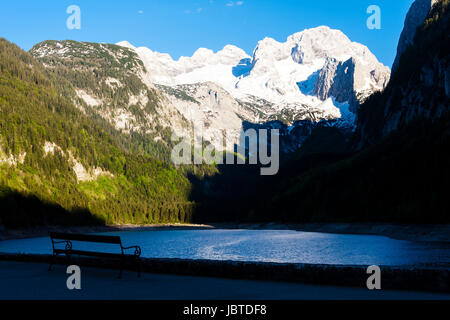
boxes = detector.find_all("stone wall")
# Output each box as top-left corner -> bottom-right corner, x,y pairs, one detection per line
0,253 -> 448,293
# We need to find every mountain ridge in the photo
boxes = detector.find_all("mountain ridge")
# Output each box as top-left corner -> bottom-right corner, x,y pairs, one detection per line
28,26 -> 387,155
114,26 -> 390,152
118,26 -> 390,116
392,0 -> 439,71
355,0 -> 449,148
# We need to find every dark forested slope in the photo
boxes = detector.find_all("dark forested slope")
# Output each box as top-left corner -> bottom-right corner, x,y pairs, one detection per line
0,39 -> 194,228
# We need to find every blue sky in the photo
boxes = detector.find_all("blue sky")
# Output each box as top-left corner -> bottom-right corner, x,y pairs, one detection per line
0,0 -> 414,67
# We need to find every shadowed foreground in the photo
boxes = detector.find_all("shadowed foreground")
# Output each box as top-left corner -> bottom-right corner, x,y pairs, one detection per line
0,261 -> 449,300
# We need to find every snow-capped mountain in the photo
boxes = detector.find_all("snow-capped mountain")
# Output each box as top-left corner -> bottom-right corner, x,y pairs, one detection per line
118,26 -> 390,128
27,26 -> 390,155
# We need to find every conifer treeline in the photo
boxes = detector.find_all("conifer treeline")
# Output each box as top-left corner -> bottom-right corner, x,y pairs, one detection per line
0,38 -> 195,228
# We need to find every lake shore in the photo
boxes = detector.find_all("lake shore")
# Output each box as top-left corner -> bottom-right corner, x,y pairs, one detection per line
0,223 -> 214,241
1,222 -> 449,242
210,222 -> 450,242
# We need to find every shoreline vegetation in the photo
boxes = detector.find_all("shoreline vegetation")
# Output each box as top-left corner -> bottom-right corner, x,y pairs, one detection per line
1,222 -> 449,242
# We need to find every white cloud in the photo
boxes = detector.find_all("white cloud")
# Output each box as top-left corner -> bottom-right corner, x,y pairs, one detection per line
138,10 -> 144,14
226,1 -> 244,7
185,7 -> 203,14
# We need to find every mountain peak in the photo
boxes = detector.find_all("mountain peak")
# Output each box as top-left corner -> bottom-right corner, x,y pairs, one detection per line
116,41 -> 135,50
221,44 -> 245,52
392,0 -> 439,71
191,47 -> 215,60
218,44 -> 249,58
288,26 -> 348,42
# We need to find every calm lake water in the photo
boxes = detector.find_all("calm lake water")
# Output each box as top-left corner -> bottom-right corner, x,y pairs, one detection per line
1,229 -> 450,266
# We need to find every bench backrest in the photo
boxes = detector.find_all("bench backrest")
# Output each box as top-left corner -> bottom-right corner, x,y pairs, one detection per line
49,232 -> 122,245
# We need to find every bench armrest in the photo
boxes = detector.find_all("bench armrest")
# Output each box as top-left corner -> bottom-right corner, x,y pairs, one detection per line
53,240 -> 70,244
122,245 -> 142,257
51,240 -> 73,251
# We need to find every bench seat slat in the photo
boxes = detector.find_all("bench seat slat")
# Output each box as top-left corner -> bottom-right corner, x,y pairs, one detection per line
50,232 -> 121,244
54,249 -> 137,258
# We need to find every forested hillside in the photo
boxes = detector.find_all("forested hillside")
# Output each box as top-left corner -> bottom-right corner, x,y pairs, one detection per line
30,40 -> 194,163
1,0 -> 448,229
0,38 -> 194,228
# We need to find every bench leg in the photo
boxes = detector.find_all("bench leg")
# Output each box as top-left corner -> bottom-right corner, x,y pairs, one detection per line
48,253 -> 56,271
137,258 -> 141,278
66,253 -> 72,268
118,258 -> 124,279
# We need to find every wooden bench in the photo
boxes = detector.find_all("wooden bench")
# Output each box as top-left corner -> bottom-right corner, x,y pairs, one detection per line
49,232 -> 142,278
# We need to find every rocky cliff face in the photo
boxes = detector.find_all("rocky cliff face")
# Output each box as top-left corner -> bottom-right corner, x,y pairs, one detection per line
355,0 -> 450,149
119,26 -> 390,129
314,56 -> 390,113
156,82 -> 259,151
392,0 -> 439,72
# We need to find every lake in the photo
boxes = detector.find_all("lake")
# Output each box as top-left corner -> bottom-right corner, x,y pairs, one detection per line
1,229 -> 450,266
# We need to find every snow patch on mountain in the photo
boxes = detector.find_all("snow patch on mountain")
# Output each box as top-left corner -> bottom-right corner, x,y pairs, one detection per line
118,26 -> 390,128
